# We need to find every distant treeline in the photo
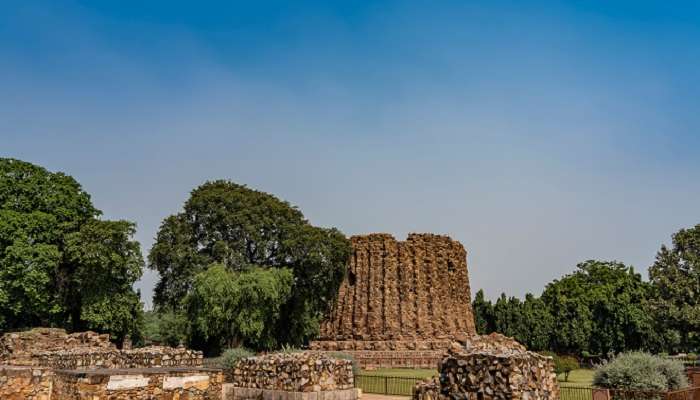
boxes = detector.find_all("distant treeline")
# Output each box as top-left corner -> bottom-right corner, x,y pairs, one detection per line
473,227 -> 700,356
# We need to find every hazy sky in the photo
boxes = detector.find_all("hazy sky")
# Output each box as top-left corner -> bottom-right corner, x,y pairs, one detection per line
3,1 -> 700,309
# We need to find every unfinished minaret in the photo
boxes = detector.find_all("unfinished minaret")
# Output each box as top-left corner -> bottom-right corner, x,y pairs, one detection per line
310,233 -> 476,368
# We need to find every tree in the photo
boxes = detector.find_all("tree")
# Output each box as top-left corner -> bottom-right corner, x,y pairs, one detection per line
472,289 -> 495,334
542,260 -> 653,355
648,224 -> 700,352
143,310 -> 188,347
0,158 -> 144,341
520,293 -> 554,351
186,264 -> 293,351
554,355 -> 579,382
149,180 -> 352,350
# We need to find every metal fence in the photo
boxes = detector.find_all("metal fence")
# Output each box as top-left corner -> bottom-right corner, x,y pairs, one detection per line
561,385 -> 594,400
354,375 -> 427,396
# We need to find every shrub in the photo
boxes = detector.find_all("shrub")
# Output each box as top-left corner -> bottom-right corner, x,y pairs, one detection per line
279,344 -> 303,354
328,352 -> 360,376
593,352 -> 688,391
220,347 -> 255,370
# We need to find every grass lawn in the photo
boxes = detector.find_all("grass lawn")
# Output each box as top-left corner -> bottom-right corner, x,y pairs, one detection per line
355,368 -> 595,397
360,368 -> 437,379
558,369 -> 595,387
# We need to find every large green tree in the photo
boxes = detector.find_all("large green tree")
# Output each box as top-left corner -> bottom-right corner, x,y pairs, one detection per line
542,260 -> 654,355
149,180 -> 351,351
648,224 -> 700,352
0,158 -> 144,341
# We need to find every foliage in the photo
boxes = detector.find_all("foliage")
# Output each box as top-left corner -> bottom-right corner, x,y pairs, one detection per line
543,260 -> 655,355
150,180 -> 351,351
554,355 -> 580,382
328,351 -> 360,376
648,224 -> 700,352
279,344 -> 303,354
0,158 -> 144,342
186,264 -> 294,350
472,290 -> 494,335
593,352 -> 688,391
219,347 -> 255,370
474,260 -> 658,356
142,310 -> 188,347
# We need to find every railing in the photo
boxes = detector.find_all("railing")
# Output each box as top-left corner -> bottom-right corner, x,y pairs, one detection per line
354,375 -> 428,396
665,387 -> 700,400
608,389 -> 667,400
561,385 -> 594,400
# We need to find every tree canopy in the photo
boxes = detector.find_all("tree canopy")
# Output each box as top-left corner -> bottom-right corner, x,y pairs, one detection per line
0,158 -> 144,341
475,260 -> 657,355
149,180 -> 351,351
648,224 -> 700,352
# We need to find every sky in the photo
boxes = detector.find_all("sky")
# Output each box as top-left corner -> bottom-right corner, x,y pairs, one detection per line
2,1 -> 700,309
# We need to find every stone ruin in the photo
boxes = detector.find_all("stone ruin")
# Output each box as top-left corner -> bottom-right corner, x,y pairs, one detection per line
311,233 -> 476,368
413,333 -> 559,400
0,329 -> 359,400
0,328 -> 203,370
0,328 -> 221,399
225,352 -> 359,400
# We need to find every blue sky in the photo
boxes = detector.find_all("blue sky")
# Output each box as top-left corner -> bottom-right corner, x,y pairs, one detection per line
2,1 -> 700,308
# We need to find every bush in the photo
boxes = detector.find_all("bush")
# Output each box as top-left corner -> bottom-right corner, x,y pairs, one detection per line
328,352 -> 360,376
220,347 -> 255,370
593,352 -> 688,391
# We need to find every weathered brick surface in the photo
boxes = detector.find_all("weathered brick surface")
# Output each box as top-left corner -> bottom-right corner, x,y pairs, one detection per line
312,233 -> 476,367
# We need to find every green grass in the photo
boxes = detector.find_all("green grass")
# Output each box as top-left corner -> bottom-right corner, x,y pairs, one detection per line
558,369 -> 595,387
355,368 -> 595,397
360,368 -> 437,379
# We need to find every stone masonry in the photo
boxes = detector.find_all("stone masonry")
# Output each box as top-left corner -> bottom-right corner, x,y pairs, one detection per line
0,328 -> 203,370
225,352 -> 359,400
413,334 -> 560,400
0,328 -> 216,399
311,233 -> 476,368
51,367 -> 223,400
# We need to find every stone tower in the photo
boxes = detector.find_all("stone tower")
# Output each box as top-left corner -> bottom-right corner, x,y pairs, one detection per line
311,233 -> 476,368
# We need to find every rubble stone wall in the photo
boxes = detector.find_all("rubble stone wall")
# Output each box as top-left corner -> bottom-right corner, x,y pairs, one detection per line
335,350 -> 442,369
0,366 -> 54,400
232,352 -> 354,392
317,234 -> 476,342
0,328 -> 114,365
413,334 -> 559,400
26,347 -> 203,370
51,367 -> 223,400
0,328 -> 203,370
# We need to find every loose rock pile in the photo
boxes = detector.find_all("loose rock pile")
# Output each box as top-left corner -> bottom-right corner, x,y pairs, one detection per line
414,334 -> 559,400
232,352 -> 354,392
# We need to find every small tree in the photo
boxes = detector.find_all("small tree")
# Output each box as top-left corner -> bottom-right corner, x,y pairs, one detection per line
555,355 -> 580,382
